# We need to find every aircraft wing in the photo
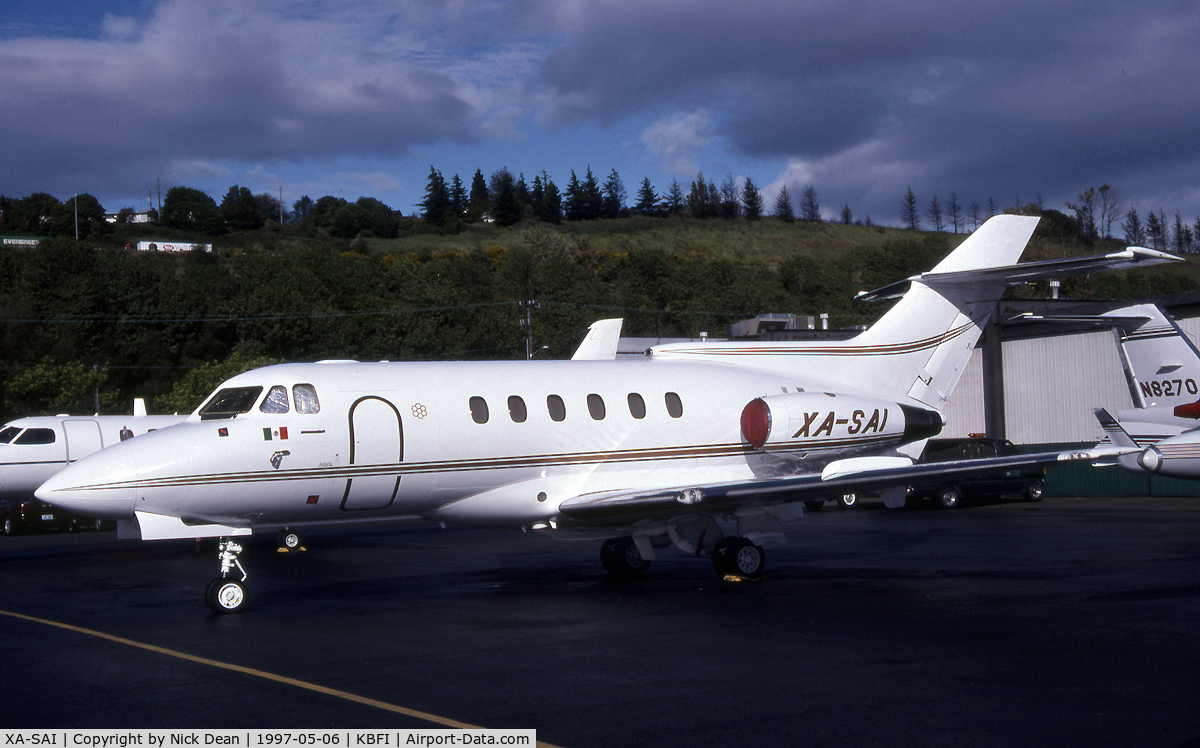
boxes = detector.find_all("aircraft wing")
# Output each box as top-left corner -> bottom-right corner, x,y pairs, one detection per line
557,447 -> 1125,522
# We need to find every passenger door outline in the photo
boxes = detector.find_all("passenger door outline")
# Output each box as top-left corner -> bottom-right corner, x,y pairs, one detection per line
63,419 -> 104,463
341,396 -> 403,511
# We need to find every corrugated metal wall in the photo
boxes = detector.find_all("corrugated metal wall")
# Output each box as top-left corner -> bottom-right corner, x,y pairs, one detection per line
939,316 -> 1200,496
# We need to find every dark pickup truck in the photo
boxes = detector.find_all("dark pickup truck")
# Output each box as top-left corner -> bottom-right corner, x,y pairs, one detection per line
906,437 -> 1046,509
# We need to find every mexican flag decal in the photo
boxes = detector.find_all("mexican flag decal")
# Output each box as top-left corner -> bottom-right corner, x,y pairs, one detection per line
263,426 -> 289,440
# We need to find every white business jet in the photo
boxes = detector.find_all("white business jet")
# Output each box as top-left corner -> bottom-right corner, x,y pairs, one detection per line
1,400 -> 186,514
36,216 -> 1176,612
1084,303 -> 1200,478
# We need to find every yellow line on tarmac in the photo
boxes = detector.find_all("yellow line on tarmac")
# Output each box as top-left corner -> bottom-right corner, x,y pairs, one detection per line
0,608 -> 564,748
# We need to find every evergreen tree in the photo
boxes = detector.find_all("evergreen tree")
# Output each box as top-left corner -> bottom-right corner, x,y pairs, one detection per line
1122,207 -> 1145,246
634,177 -> 658,216
800,185 -> 820,222
720,172 -> 741,219
687,172 -> 710,218
926,194 -> 944,232
742,177 -> 763,220
564,170 -> 584,221
946,193 -> 962,233
449,175 -> 467,220
516,173 -> 531,212
467,169 -> 490,222
488,167 -> 522,227
773,185 -> 795,222
661,178 -> 685,216
900,186 -> 920,230
840,204 -> 853,225
582,167 -> 603,220
1146,210 -> 1164,250
601,168 -> 626,218
420,167 -> 452,228
538,171 -> 563,224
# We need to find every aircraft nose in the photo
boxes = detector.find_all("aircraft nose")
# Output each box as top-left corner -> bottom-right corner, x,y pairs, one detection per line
35,442 -> 138,520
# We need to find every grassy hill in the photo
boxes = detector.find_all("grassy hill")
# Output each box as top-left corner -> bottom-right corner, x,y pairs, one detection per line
4,213 -> 1196,417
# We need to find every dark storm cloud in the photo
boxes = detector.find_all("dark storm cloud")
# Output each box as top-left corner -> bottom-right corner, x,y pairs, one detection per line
541,0 -> 1200,217
0,0 -> 486,204
5,0 -> 1199,221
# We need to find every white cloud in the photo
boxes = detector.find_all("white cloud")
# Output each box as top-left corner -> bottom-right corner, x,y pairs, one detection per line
639,110 -> 714,177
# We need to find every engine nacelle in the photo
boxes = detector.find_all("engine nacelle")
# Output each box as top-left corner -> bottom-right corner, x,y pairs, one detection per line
740,392 -> 941,454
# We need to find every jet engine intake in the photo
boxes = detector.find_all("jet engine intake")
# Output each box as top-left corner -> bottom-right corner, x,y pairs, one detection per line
740,392 -> 941,453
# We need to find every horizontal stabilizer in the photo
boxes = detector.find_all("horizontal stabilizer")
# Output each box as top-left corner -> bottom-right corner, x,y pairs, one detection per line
857,246 -> 1180,302
1005,312 -> 1152,329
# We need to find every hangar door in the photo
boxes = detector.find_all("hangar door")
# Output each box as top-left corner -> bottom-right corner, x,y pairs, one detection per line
341,397 -> 402,511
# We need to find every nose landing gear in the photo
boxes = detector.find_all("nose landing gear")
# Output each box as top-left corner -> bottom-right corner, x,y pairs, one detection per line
205,539 -> 248,614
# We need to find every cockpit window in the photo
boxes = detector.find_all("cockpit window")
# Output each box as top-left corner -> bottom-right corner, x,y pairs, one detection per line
293,384 -> 320,414
0,426 -> 20,444
14,428 -> 56,445
260,385 -> 290,414
199,386 -> 264,420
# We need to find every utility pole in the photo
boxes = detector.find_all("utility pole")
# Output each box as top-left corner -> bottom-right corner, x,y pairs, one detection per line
519,300 -> 540,359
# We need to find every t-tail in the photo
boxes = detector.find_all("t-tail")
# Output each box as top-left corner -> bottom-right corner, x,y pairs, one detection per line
651,215 -> 1179,413
1098,303 -> 1200,415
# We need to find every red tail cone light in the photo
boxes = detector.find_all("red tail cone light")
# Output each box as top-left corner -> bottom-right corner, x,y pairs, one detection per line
1174,399 -> 1200,419
741,398 -> 771,449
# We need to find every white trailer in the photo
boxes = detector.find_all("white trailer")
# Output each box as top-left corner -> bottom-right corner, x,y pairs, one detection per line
135,240 -> 212,252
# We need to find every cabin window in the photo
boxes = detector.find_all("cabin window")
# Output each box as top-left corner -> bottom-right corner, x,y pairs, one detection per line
627,393 -> 646,419
470,396 -> 489,424
0,426 -> 20,444
14,428 -> 56,445
293,384 -> 320,414
587,394 -> 606,420
547,395 -> 566,422
199,386 -> 264,420
260,385 -> 290,414
665,392 -> 684,418
508,396 -> 528,423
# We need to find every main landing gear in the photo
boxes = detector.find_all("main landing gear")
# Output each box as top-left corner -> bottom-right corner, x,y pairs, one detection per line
600,535 -> 767,581
206,539 -> 248,614
711,537 -> 766,580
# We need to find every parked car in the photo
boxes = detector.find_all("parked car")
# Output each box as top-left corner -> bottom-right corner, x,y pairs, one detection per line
1,499 -> 108,535
906,437 -> 1045,509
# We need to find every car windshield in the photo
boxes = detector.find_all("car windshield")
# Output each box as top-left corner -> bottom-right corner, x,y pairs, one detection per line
199,387 -> 264,420
0,426 -> 20,444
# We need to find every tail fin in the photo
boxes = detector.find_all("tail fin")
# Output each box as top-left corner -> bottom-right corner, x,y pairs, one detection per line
649,216 -> 1178,411
572,318 -> 623,360
1099,304 -> 1200,412
845,215 -> 1039,409
1093,407 -> 1138,449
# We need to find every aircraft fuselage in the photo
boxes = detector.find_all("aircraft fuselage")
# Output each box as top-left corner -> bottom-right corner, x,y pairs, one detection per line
40,357 -> 932,537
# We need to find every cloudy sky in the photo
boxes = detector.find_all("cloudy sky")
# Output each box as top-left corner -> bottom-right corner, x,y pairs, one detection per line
3,0 -> 1199,227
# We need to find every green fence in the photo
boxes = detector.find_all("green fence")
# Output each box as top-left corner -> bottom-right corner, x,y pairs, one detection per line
1020,442 -> 1200,497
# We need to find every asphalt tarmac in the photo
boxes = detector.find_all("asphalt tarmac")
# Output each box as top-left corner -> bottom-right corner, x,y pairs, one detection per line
2,495 -> 1199,747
